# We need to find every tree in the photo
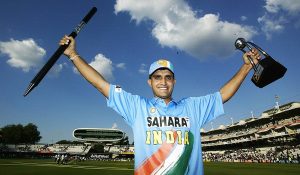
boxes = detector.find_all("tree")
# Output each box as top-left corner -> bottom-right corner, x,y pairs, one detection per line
23,123 -> 41,144
56,140 -> 72,144
56,140 -> 84,144
1,123 -> 41,144
1,124 -> 23,144
0,129 -> 3,143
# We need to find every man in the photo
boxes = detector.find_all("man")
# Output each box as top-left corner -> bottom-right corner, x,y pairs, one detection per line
60,35 -> 260,175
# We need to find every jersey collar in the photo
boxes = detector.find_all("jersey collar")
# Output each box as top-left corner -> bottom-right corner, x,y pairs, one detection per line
150,97 -> 178,107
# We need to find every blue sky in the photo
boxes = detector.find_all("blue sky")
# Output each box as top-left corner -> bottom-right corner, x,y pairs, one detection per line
1,0 -> 299,144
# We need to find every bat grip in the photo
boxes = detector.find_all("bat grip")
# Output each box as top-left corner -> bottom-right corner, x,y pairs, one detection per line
71,7 -> 97,37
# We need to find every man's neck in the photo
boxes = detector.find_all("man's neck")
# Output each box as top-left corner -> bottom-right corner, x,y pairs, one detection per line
154,96 -> 172,105
163,98 -> 172,105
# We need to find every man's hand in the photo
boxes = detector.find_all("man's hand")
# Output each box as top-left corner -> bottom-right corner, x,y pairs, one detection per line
243,48 -> 261,68
59,35 -> 78,58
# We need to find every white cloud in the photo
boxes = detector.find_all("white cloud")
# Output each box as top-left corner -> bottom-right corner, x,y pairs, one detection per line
73,53 -> 114,81
265,0 -> 300,14
258,14 -> 286,39
115,0 -> 256,60
259,0 -> 300,39
89,54 -> 114,81
0,38 -> 46,72
240,16 -> 247,21
49,63 -> 67,77
112,122 -> 118,129
116,62 -> 126,69
138,63 -> 147,74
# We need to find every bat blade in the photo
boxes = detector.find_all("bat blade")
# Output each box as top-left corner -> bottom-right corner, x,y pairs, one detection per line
23,7 -> 97,97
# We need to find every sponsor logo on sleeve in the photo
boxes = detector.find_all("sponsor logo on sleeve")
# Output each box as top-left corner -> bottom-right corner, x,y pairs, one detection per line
115,85 -> 122,93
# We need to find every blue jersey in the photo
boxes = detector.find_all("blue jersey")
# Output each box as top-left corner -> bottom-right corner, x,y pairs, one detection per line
107,85 -> 224,175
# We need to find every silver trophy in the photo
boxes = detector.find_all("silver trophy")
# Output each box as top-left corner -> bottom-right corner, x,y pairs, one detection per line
235,38 -> 287,88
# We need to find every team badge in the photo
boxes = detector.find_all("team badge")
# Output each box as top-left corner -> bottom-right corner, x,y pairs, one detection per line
150,107 -> 156,113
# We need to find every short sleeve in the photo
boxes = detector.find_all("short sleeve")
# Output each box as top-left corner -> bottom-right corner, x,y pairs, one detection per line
185,92 -> 224,127
107,84 -> 142,126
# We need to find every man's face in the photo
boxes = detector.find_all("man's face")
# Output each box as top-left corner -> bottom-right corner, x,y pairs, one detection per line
148,69 -> 176,101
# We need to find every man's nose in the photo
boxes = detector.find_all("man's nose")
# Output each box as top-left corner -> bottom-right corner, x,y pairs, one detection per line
161,77 -> 167,85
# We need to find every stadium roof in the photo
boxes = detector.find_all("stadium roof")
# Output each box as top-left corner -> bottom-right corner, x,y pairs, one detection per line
201,102 -> 300,134
218,125 -> 226,130
73,128 -> 125,142
238,120 -> 246,125
261,102 -> 300,118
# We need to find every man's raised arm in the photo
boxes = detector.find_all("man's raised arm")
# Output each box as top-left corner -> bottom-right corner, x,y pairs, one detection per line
220,49 -> 261,103
59,35 -> 110,98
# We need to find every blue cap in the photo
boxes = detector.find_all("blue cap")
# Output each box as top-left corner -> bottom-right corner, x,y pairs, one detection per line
149,59 -> 174,75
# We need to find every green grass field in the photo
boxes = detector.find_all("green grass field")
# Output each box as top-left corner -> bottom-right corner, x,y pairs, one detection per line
0,158 -> 299,175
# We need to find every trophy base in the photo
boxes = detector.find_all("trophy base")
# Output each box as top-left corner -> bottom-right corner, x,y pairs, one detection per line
251,57 -> 287,88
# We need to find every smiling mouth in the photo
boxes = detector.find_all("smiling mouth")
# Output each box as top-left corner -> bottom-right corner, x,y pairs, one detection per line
158,87 -> 167,90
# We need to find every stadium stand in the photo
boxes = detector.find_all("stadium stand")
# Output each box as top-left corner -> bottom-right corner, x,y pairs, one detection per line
2,144 -> 91,155
202,102 -> 300,163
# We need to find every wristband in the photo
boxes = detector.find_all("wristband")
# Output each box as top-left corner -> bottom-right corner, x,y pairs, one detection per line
69,54 -> 80,61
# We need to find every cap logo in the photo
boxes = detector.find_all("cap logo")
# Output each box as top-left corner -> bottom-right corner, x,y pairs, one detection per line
158,60 -> 168,67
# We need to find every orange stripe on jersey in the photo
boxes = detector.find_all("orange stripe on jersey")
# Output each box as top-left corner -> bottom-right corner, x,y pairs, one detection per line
134,131 -> 178,175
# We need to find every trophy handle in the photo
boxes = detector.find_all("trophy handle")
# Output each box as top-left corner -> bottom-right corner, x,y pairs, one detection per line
235,38 -> 257,71
241,48 -> 258,72
247,42 -> 270,58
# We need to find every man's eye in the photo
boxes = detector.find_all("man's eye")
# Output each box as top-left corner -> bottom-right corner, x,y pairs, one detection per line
153,76 -> 161,80
166,76 -> 173,80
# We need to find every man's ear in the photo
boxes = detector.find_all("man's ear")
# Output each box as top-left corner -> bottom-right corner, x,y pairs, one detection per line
147,79 -> 152,87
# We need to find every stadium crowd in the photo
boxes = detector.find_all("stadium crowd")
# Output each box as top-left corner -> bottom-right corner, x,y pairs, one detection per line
203,145 -> 300,163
